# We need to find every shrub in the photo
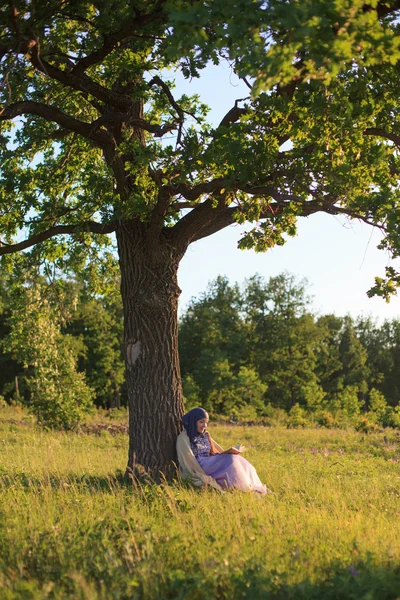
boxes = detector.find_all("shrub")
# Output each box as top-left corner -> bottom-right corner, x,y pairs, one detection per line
3,285 -> 93,430
384,406 -> 400,429
314,410 -> 340,428
355,416 -> 380,434
368,388 -> 388,425
286,403 -> 309,428
262,404 -> 288,426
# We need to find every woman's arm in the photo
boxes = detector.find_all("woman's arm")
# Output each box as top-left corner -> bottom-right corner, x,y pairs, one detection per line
207,432 -> 220,455
207,433 -> 242,454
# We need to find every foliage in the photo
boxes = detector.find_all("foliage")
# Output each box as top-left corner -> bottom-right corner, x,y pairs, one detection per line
63,258 -> 126,409
286,403 -> 309,428
2,281 -> 93,429
0,268 -> 23,402
179,275 -> 249,405
1,2 -> 400,296
2,268 -> 399,430
355,416 -> 380,434
368,387 -> 389,424
179,273 -> 399,427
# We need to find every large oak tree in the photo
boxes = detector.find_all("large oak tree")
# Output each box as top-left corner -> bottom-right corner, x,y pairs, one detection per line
1,0 -> 400,478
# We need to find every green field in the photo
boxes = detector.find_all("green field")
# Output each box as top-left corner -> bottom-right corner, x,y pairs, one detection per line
1,406 -> 399,599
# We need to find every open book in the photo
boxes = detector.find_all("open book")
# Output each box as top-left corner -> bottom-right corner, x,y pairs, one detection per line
232,443 -> 246,452
221,443 -> 246,454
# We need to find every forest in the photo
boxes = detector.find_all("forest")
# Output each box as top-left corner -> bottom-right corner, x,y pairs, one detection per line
1,264 -> 399,431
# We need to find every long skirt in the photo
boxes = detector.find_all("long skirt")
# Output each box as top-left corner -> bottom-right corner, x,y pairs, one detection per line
197,454 -> 267,495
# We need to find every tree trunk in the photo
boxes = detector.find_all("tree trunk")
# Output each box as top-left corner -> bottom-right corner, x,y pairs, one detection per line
116,220 -> 184,481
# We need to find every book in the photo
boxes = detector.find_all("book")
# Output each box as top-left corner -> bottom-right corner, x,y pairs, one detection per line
234,443 -> 245,452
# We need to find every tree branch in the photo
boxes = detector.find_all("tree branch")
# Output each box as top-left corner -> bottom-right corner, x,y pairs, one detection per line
364,127 -> 400,146
168,195 -> 230,249
370,0 -> 400,18
218,99 -> 249,128
28,46 -> 132,112
164,178 -> 231,201
90,113 -> 178,137
0,222 -> 116,256
148,75 -> 202,145
71,5 -> 167,75
189,199 -> 385,244
165,178 -> 304,203
0,101 -> 114,147
168,181 -> 386,247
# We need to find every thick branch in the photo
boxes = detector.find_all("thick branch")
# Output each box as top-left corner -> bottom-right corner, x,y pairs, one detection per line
218,99 -> 249,128
371,0 -> 400,18
168,183 -> 386,247
364,127 -> 400,146
28,47 -> 132,112
0,222 -> 116,256
0,101 -> 114,147
168,196 -> 230,249
189,199 -> 384,244
90,113 -> 177,137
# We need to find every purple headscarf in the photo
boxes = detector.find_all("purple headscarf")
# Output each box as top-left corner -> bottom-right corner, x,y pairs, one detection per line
181,407 -> 209,442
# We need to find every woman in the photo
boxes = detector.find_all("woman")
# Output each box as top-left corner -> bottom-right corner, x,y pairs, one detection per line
176,407 -> 268,495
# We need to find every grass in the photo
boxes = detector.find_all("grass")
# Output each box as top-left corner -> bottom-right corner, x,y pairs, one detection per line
0,405 -> 399,599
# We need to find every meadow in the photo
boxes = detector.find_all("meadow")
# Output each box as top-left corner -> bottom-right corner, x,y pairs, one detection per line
0,405 -> 399,600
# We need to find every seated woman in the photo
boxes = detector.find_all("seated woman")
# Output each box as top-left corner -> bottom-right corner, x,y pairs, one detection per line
176,407 -> 268,495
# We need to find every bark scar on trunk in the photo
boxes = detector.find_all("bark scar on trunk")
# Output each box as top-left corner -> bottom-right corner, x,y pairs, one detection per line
126,340 -> 141,367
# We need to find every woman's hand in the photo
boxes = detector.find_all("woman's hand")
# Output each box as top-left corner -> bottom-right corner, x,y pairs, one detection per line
222,447 -> 242,455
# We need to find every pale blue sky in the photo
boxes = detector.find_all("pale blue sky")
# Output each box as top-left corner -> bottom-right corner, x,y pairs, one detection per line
167,62 -> 400,321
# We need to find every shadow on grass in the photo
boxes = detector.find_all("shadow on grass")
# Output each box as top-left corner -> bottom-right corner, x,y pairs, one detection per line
0,470 -> 132,492
0,469 -> 191,495
165,561 -> 400,600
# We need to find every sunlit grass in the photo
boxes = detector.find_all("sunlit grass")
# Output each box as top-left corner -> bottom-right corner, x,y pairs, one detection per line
1,407 -> 399,599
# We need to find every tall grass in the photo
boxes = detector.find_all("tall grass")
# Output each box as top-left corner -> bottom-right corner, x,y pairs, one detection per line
1,406 -> 399,599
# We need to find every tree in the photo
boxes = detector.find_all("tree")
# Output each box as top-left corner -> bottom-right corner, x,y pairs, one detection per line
0,268 -> 23,402
3,279 -> 93,428
179,275 -> 248,404
1,1 -> 400,477
314,314 -> 344,399
338,316 -> 369,402
356,316 -> 400,407
244,273 -> 323,409
64,257 -> 126,409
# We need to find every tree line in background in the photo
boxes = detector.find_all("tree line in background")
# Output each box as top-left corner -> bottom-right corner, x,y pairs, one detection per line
1,267 -> 399,431
180,273 -> 400,431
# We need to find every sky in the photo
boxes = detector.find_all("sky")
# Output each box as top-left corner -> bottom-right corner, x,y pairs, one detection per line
165,62 -> 400,322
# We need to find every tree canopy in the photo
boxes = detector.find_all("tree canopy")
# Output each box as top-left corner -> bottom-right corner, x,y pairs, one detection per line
1,0 -> 400,288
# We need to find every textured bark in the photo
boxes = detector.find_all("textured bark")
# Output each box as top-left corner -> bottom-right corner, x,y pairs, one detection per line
116,220 -> 184,481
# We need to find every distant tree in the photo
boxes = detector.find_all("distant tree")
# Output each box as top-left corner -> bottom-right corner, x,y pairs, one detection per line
314,314 -> 344,399
379,320 -> 400,407
64,257 -> 125,409
3,280 -> 93,429
179,276 -> 248,403
2,1 -> 400,475
243,273 -> 324,410
338,316 -> 369,404
356,317 -> 400,407
0,268 -> 23,401
368,387 -> 389,425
